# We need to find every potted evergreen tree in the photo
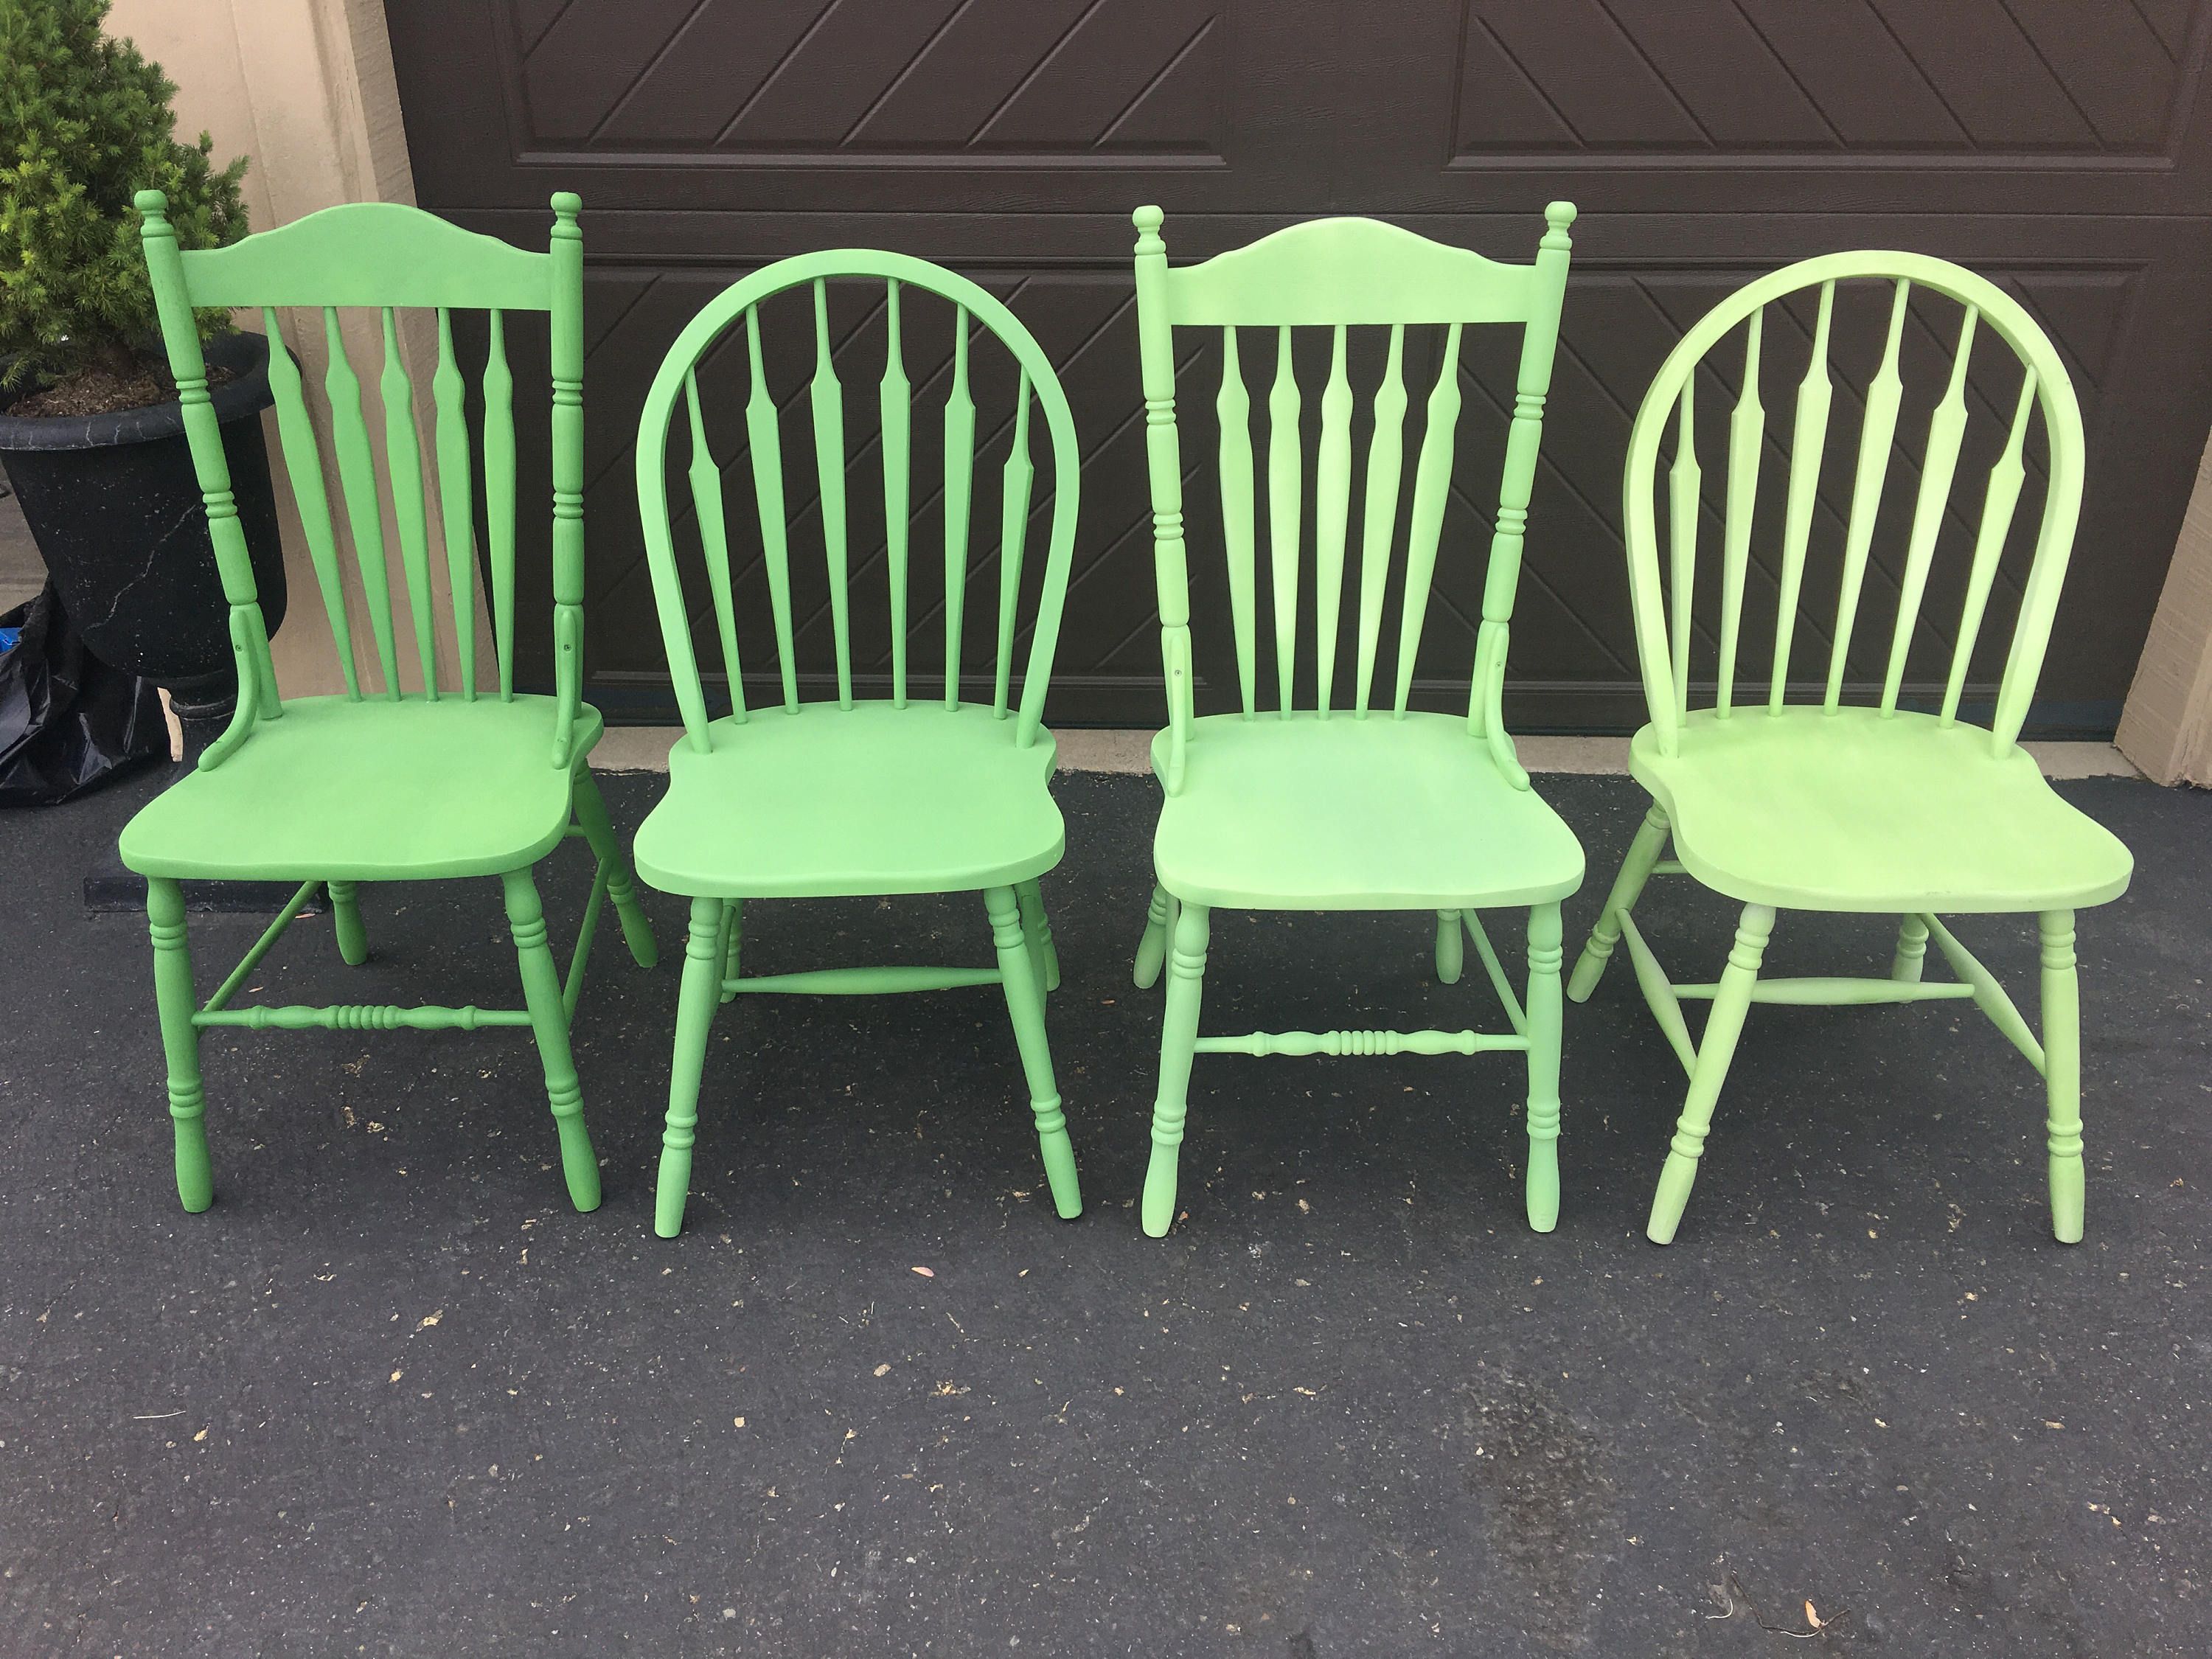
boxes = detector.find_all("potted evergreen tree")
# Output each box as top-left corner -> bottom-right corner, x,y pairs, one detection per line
0,0 -> 284,749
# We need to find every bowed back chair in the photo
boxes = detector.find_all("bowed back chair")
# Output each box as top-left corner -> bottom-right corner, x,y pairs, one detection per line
124,190 -> 658,1216
632,253 -> 1085,1238
1128,204 -> 1585,1237
1568,252 -> 2132,1245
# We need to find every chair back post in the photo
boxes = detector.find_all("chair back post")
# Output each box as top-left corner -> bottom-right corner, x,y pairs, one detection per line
547,192 -> 585,768
1132,206 -> 1194,793
136,189 -> 280,771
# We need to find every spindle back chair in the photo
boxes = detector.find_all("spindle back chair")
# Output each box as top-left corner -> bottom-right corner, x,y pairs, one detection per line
1567,251 -> 2132,1245
1127,204 -> 1585,1237
122,190 -> 656,1218
630,251 -> 1084,1238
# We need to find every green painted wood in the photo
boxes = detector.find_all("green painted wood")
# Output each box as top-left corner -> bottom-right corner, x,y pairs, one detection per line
1580,251 -> 2124,1245
881,280 -> 912,708
127,190 -> 653,1217
380,307 -> 439,698
1666,379 -> 1699,720
630,249 -> 1089,1235
484,310 -> 518,698
1717,309 -> 1763,717
685,372 -> 747,720
261,307 -> 358,698
1129,204 -> 1581,1236
432,309 -> 477,699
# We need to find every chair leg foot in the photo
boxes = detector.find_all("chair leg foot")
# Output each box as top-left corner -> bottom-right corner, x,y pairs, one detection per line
2041,910 -> 2084,1244
327,880 -> 369,966
504,867 -> 599,1212
988,886 -> 1081,1217
1524,902 -> 1563,1233
147,877 -> 212,1212
1133,883 -> 1172,990
1569,804 -> 1669,1003
1016,878 -> 1060,997
571,765 -> 658,969
1142,902 -> 1208,1237
657,897 -> 726,1238
1645,902 -> 1772,1245
1436,910 -> 1464,985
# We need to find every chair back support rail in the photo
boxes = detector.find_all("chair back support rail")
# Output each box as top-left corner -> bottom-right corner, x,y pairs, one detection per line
1618,250 -> 2087,758
135,192 -> 586,771
1130,205 -> 1576,794
630,250 -> 1083,755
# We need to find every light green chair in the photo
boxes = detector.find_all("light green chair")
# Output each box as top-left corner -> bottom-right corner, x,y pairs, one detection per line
1568,251 -> 2132,1245
1128,204 -> 1585,1237
630,252 -> 1085,1239
125,190 -> 657,1215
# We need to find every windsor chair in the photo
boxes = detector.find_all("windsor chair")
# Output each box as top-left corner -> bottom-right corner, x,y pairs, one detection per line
1128,204 -> 1584,1237
122,190 -> 657,1217
631,252 -> 1084,1239
1568,251 -> 2132,1245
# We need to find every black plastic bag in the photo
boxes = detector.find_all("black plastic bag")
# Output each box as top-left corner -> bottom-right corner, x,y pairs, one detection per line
0,584 -> 169,805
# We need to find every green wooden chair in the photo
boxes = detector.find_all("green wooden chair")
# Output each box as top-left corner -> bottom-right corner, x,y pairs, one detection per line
1127,204 -> 1585,1237
125,189 -> 657,1216
1567,251 -> 2132,1245
631,252 -> 1085,1239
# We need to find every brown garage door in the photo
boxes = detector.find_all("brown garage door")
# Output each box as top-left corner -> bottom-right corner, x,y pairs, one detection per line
386,0 -> 2212,735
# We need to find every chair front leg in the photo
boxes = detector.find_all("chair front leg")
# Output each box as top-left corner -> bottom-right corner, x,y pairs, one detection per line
1015,877 -> 1060,996
1648,902 -> 1773,1245
1143,900 -> 1209,1237
147,877 -> 212,1212
986,886 -> 1081,1217
1523,902 -> 1564,1233
1891,914 -> 1930,983
327,880 -> 369,965
2040,909 -> 2084,1244
503,867 -> 600,1213
655,897 -> 728,1238
1436,910 -> 1464,985
570,765 -> 658,969
1568,804 -> 1669,1001
1133,882 -> 1173,990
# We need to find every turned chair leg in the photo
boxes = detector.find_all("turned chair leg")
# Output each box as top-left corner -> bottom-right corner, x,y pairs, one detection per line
2040,909 -> 2084,1245
1569,804 -> 1670,1002
327,880 -> 369,966
1523,902 -> 1564,1233
986,886 -> 1081,1217
1142,900 -> 1209,1237
1436,910 -> 1464,985
1891,914 -> 1930,983
1015,877 -> 1060,996
571,765 -> 658,969
147,877 -> 212,1212
655,897 -> 727,1238
503,867 -> 600,1213
1133,882 -> 1173,990
1648,902 -> 1773,1245
716,900 -> 741,1004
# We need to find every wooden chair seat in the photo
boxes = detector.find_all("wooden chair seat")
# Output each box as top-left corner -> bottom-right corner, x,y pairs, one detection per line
633,703 -> 1061,899
119,697 -> 601,882
1151,713 -> 1583,911
1633,707 -> 2132,916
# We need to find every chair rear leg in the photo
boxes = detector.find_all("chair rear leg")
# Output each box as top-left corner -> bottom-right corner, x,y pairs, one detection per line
571,765 -> 658,969
986,886 -> 1081,1218
1891,914 -> 1930,982
327,880 -> 369,966
2040,910 -> 2084,1244
147,877 -> 212,1212
1133,883 -> 1173,990
1524,902 -> 1564,1233
1436,911 -> 1465,984
502,867 -> 600,1214
1143,901 -> 1209,1237
717,900 -> 742,1004
1648,902 -> 1773,1245
1015,878 -> 1061,995
656,897 -> 727,1238
1568,804 -> 1670,1002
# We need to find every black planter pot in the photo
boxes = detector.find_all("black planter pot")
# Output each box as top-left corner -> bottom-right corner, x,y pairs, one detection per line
0,330 -> 285,752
